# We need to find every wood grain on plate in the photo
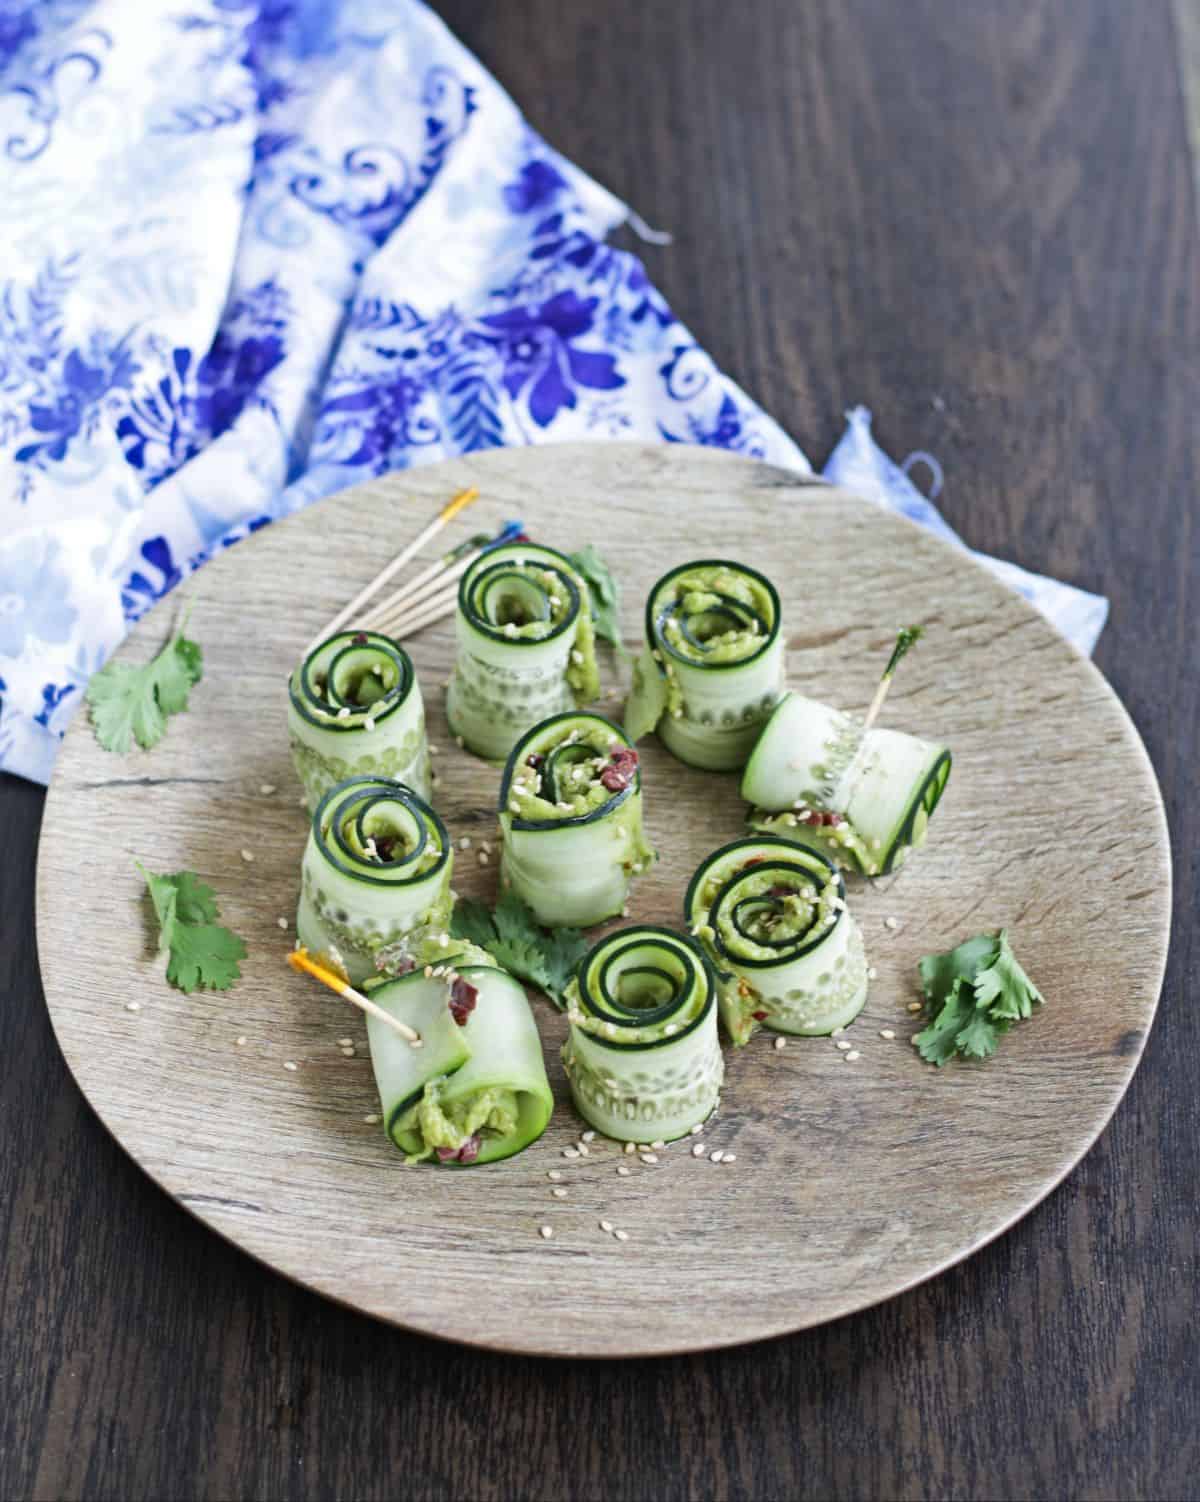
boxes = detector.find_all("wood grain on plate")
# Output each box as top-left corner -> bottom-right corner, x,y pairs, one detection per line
35,444 -> 1169,1357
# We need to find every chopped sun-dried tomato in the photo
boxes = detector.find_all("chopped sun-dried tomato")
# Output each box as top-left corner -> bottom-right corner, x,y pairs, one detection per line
526,752 -> 545,769
449,975 -> 478,1026
352,631 -> 369,645
600,746 -> 639,792
752,1010 -> 769,1022
436,1135 -> 481,1163
373,835 -> 397,862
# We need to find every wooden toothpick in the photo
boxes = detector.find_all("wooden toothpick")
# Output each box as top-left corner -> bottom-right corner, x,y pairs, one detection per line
862,626 -> 925,731
287,947 -> 423,1046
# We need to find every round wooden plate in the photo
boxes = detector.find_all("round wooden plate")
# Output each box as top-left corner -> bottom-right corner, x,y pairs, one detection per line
36,444 -> 1170,1357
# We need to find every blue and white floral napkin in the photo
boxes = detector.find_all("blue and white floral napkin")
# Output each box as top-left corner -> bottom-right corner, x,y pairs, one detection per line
0,0 -> 1105,784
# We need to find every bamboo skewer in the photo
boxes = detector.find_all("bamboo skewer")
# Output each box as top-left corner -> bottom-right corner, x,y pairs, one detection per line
306,486 -> 479,653
862,626 -> 925,731
287,947 -> 424,1047
362,519 -> 524,634
374,582 -> 460,640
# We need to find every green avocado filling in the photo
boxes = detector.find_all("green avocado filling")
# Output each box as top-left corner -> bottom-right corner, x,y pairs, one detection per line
749,810 -> 889,877
397,1081 -> 520,1162
330,804 -> 444,876
659,566 -> 776,666
565,606 -> 600,703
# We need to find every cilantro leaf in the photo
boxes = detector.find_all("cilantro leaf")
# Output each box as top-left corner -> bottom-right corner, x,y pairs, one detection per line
88,605 -> 203,753
568,545 -> 626,654
914,928 -> 1043,1066
450,890 -> 587,1007
139,864 -> 246,993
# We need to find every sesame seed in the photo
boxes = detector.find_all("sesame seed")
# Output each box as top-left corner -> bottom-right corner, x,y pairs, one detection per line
260,783 -> 276,795
298,795 -> 308,807
236,1036 -> 246,1046
459,836 -> 471,849
283,1061 -> 298,1071
836,1040 -> 851,1051
616,1165 -> 632,1176
604,1022 -> 617,1036
709,1150 -> 724,1163
478,851 -> 489,865
337,1036 -> 353,1047
624,1142 -> 636,1154
867,966 -> 878,980
363,1113 -> 380,1124
455,735 -> 464,749
240,848 -> 254,863
277,916 -> 289,930
774,1036 -> 787,1051
336,706 -> 351,720
884,916 -> 900,930
832,1026 -> 846,1036
613,1229 -> 630,1242
599,1219 -> 613,1232
691,1143 -> 706,1157
723,1153 -> 737,1163
577,1143 -> 590,1156
581,1130 -> 596,1143
341,1047 -> 355,1057
547,1170 -> 562,1181
539,1225 -> 553,1240
125,1001 -> 141,1013
552,1187 -> 568,1200
664,1022 -> 678,1035
438,932 -> 450,948
481,841 -> 492,854
571,650 -> 583,664
429,745 -> 440,755
845,1050 -> 861,1061
639,1152 -> 658,1164
562,1147 -> 580,1159
423,965 -> 433,978
363,717 -> 375,732
689,1123 -> 704,1135
504,623 -> 518,637
907,1001 -> 923,1013
880,1029 -> 896,1039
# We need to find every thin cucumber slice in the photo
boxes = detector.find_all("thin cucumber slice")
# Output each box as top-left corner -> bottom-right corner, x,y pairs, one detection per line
446,542 -> 600,761
288,630 -> 429,811
367,963 -> 553,1165
685,836 -> 869,1045
296,777 -> 453,985
624,559 -> 784,771
562,926 -> 723,1143
498,711 -> 655,927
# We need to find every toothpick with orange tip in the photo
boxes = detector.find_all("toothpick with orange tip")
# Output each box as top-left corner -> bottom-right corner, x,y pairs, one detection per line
287,946 -> 423,1047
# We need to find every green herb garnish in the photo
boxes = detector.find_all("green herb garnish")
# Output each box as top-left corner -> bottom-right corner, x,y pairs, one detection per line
138,863 -> 247,993
914,928 -> 1043,1065
569,545 -> 625,654
88,602 -> 203,753
451,890 -> 588,1008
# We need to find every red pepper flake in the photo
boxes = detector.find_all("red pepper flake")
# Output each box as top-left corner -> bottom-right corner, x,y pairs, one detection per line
393,954 -> 416,975
352,631 -> 369,645
449,976 -> 478,1026
600,746 -> 639,792
799,810 -> 843,827
436,1135 -> 481,1163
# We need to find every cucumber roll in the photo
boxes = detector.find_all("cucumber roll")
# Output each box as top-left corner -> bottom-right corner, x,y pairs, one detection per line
561,926 -> 723,1143
365,941 -> 553,1165
296,777 -> 453,986
446,541 -> 600,761
685,836 -> 869,1045
498,712 -> 655,928
624,560 -> 783,771
288,630 -> 429,811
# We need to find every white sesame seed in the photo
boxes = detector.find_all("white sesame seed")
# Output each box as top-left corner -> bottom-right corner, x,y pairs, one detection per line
428,745 -> 440,755
547,1170 -> 563,1182
880,1029 -> 896,1039
624,1142 -> 636,1154
125,1001 -> 141,1013
846,1050 -> 861,1061
831,1025 -> 846,1036
884,916 -> 900,931
363,1113 -> 380,1125
260,783 -> 276,795
363,717 -> 375,732
336,706 -> 351,720
836,1040 -> 852,1051
690,1123 -> 704,1135
459,836 -> 471,849
438,932 -> 450,947
604,1022 -> 617,1036
613,1229 -> 630,1242
692,1143 -> 706,1157
581,1130 -> 596,1142
277,916 -> 289,930
599,1219 -> 613,1232
298,795 -> 308,807
639,1152 -> 658,1164
907,1001 -> 923,1013
616,1165 -> 632,1176
423,965 -> 433,978
504,623 -> 518,637
539,1225 -> 554,1239
571,650 -> 583,664
341,1047 -> 355,1057
562,1147 -> 579,1159
577,1143 -> 590,1156
552,1187 -> 568,1199
774,1036 -> 787,1051
709,1150 -> 724,1163
283,1061 -> 298,1071
867,966 -> 878,980
478,851 -> 489,865
236,1036 -> 246,1046
723,1153 -> 737,1163
651,1140 -> 666,1150
338,1037 -> 353,1047
240,848 -> 254,863
481,841 -> 493,854
664,1022 -> 678,1035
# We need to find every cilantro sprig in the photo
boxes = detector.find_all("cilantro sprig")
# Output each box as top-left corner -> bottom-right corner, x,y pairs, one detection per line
914,929 -> 1044,1065
569,545 -> 626,654
450,890 -> 588,1008
87,602 -> 203,753
138,864 -> 247,993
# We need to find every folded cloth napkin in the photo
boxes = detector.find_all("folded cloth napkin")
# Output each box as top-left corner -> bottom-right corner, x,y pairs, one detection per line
0,0 -> 1105,785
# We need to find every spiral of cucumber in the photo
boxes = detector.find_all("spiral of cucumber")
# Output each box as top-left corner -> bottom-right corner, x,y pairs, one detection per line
445,542 -> 600,761
562,926 -> 723,1142
288,630 -> 430,812
366,956 -> 553,1165
686,836 -> 869,1045
741,692 -> 952,875
296,777 -> 453,985
624,560 -> 784,772
498,712 -> 655,927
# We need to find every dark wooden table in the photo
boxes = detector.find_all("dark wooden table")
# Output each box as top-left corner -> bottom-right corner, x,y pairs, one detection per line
4,3 -> 1197,1498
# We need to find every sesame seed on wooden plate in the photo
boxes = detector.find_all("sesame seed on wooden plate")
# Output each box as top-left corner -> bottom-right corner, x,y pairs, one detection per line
260,783 -> 276,796
709,1150 -> 724,1163
880,1029 -> 896,1040
240,849 -> 254,863
539,1225 -> 554,1240
908,1001 -> 923,1013
845,1050 -> 861,1061
692,1143 -> 706,1157
613,1229 -> 630,1242
235,1036 -> 246,1046
774,1037 -> 787,1051
125,1001 -> 141,1013
552,1187 -> 568,1200
616,1165 -> 632,1176
363,1113 -> 380,1125
639,1152 -> 658,1165
884,916 -> 900,930
283,1061 -> 298,1071
599,1219 -> 613,1232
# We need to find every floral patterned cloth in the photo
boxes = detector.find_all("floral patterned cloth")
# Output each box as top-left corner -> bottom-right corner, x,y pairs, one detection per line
0,0 -> 1104,784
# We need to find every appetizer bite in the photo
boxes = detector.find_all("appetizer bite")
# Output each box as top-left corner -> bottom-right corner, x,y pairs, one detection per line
624,560 -> 783,771
742,629 -> 951,875
364,936 -> 553,1165
446,541 -> 600,761
296,777 -> 453,985
498,712 -> 655,928
686,837 -> 869,1045
562,926 -> 723,1143
288,630 -> 429,811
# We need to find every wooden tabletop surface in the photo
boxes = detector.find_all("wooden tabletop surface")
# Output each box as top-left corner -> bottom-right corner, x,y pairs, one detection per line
3,2 -> 1197,1498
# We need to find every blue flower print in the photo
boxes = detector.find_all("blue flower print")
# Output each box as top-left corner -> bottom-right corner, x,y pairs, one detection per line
476,291 -> 624,428
503,158 -> 567,215
0,539 -> 77,658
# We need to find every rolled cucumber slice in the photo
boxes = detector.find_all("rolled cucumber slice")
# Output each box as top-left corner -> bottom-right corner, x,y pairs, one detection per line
288,630 -> 430,811
296,777 -> 453,985
498,711 -> 655,927
742,692 -> 951,876
624,559 -> 784,771
366,960 -> 553,1165
446,541 -> 600,761
685,836 -> 869,1044
562,926 -> 723,1143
